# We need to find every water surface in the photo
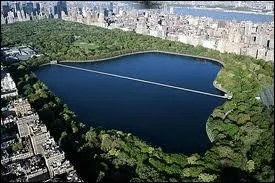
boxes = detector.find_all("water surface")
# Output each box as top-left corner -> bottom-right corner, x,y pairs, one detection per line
174,7 -> 274,23
35,52 -> 225,154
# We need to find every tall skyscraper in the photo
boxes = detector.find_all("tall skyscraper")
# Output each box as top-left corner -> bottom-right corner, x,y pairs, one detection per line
2,4 -> 10,17
169,7 -> 174,14
27,2 -> 34,15
36,3 -> 40,15
57,1 -> 67,18
163,3 -> 169,14
93,6 -> 99,12
109,2 -> 113,12
54,5 -> 58,15
15,2 -> 21,12
103,8 -> 108,17
22,2 -> 34,16
78,7 -> 82,15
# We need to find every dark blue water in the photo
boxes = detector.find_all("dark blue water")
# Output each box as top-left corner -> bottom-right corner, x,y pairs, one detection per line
34,52 -> 225,154
174,7 -> 274,23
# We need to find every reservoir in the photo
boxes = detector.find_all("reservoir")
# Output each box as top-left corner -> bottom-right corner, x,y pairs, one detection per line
34,52 -> 225,154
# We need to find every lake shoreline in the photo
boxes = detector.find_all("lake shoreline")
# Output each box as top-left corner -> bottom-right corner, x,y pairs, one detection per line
57,50 -> 225,66
57,50 -> 230,96
178,6 -> 274,16
39,50 -> 230,144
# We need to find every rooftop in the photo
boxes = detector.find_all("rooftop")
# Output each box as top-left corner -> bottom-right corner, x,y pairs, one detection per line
42,138 -> 64,159
1,154 -> 48,181
29,120 -> 48,135
1,46 -> 39,62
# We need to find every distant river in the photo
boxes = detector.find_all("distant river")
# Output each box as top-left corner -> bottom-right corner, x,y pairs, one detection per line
34,52 -> 225,154
174,7 -> 274,23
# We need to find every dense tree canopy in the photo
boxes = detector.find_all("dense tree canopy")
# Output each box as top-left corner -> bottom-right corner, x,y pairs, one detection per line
1,19 -> 274,182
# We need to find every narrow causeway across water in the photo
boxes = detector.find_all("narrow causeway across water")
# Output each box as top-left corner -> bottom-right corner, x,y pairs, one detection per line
35,52 -> 226,153
55,63 -> 227,99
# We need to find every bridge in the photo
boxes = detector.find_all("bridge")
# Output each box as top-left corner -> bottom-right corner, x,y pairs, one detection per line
54,63 -> 229,99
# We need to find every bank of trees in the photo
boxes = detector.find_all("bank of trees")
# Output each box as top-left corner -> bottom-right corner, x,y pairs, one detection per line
2,19 -> 274,182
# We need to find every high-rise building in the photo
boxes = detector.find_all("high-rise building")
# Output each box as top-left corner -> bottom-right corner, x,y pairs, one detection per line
48,6 -> 54,16
86,11 -> 92,24
54,5 -> 58,15
57,1 -> 68,18
21,9 -> 26,20
113,4 -> 119,15
1,13 -> 6,24
2,4 -> 10,17
109,2 -> 113,12
82,8 -> 87,17
15,2 -> 21,12
93,6 -> 98,12
103,8 -> 108,17
10,2 -> 17,18
169,6 -> 174,14
163,3 -> 170,14
98,12 -> 104,23
78,7 -> 82,15
17,10 -> 22,21
22,2 -> 34,16
26,2 -> 34,15
36,3 -> 40,15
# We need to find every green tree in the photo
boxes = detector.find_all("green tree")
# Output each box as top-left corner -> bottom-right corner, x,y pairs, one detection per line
12,143 -> 23,152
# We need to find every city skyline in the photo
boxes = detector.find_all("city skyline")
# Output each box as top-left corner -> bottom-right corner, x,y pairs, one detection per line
1,0 -> 274,62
